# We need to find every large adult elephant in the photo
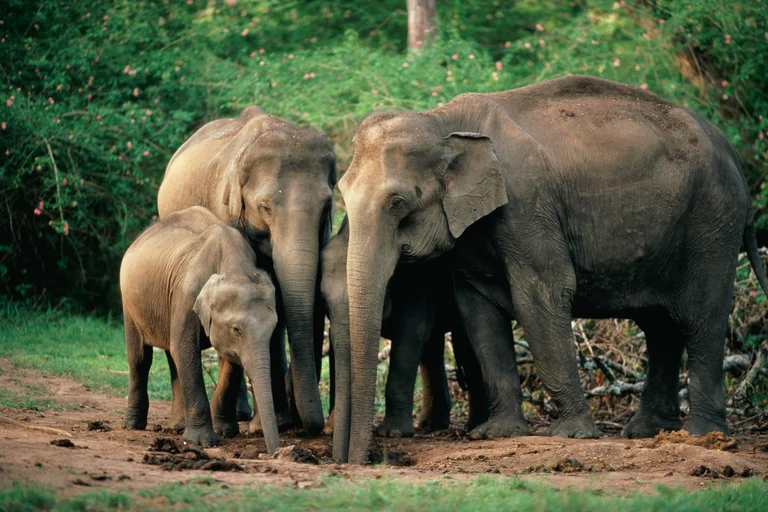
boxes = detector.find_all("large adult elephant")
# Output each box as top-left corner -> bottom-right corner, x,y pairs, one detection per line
337,75 -> 768,463
158,106 -> 335,435
321,217 -> 488,461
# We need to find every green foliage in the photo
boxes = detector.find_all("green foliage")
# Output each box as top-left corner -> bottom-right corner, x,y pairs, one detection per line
2,476 -> 768,511
1,1 -> 766,311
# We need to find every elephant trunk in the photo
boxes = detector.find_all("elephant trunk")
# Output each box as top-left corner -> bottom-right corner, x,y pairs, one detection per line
346,221 -> 399,463
242,340 -> 280,454
273,232 -> 325,435
327,289 -> 352,462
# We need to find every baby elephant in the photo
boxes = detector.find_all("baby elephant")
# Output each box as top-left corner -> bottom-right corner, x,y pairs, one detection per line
120,206 -> 280,453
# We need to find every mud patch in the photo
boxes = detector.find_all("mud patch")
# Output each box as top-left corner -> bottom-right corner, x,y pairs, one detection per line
525,457 -> 614,474
368,440 -> 416,466
690,464 -> 754,479
143,438 -> 243,472
644,430 -> 738,451
50,438 -> 76,448
263,445 -> 319,464
87,420 -> 112,432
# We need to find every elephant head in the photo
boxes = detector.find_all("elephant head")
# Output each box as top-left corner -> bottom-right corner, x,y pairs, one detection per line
337,112 -> 508,462
219,113 -> 336,434
194,271 -> 281,454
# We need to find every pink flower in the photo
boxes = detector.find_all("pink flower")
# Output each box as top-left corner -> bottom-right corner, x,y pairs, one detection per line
127,141 -> 133,148
310,37 -> 317,43
87,94 -> 92,100
402,62 -> 409,67
48,97 -> 54,104
154,98 -> 159,104
145,109 -> 152,115
260,48 -> 265,54
613,58 -> 621,67
39,201 -> 44,209
1,122 -> 5,130
5,99 -> 11,106
72,201 -> 77,207
495,61 -> 502,71
34,208 -> 41,215
759,133 -> 765,140
524,42 -> 531,49
241,29 -> 249,36
750,290 -> 758,298
143,150 -> 149,156
288,54 -> 294,59
721,80 -> 728,87
659,18 -> 665,24
452,53 -> 458,60
68,134 -> 73,140
469,54 -> 475,59
535,23 -> 544,31
63,222 -> 69,235
725,34 -> 731,44
96,115 -> 102,120
432,91 -> 438,97
133,88 -> 139,97
152,215 -> 158,221
504,41 -> 511,48
539,39 -> 545,47
250,51 -> 257,57
80,179 -> 84,185
371,89 -> 378,95
641,83 -> 648,90
62,178 -> 68,185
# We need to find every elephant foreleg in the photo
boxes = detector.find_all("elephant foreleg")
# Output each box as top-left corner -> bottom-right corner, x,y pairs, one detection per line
415,330 -> 451,431
211,358 -> 244,438
124,313 -> 152,431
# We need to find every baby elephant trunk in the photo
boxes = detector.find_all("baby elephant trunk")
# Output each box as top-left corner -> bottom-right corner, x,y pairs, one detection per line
242,341 -> 280,454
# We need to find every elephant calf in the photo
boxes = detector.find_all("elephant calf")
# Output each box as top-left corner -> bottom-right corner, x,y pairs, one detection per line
120,206 -> 280,453
321,217 -> 488,461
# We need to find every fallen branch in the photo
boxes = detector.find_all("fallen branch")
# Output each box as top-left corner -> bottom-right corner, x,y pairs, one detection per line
0,416 -> 73,438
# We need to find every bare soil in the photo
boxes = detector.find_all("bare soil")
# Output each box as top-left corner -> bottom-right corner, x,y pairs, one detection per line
1,360 -> 767,496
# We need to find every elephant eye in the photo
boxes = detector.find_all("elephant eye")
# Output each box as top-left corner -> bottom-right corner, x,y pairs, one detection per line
259,202 -> 272,218
389,195 -> 406,211
232,325 -> 242,336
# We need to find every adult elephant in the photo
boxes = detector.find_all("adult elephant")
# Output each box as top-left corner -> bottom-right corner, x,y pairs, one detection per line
158,106 -> 334,435
321,217 -> 488,461
337,75 -> 768,463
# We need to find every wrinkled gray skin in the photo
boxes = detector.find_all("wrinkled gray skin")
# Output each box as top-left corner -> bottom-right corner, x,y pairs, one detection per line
321,217 -> 488,461
337,75 -> 768,463
158,106 -> 335,435
120,207 -> 280,453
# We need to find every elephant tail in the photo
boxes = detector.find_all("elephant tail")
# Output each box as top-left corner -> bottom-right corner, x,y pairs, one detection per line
744,221 -> 768,296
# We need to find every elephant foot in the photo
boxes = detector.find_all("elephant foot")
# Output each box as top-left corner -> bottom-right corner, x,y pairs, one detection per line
182,424 -> 218,446
167,415 -> 186,432
415,409 -> 450,432
547,413 -> 600,439
469,414 -> 529,440
375,415 -> 415,438
123,413 -> 147,431
249,411 -> 294,435
213,416 -> 240,438
681,414 -> 728,437
622,412 -> 681,439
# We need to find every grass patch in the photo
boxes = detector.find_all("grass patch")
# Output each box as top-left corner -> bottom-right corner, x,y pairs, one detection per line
2,476 -> 768,511
0,309 -> 220,403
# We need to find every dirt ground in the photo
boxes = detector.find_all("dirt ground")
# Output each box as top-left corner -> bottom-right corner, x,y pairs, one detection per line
1,360 -> 767,497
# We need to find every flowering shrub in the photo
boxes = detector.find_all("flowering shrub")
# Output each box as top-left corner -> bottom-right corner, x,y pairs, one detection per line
1,0 -> 765,311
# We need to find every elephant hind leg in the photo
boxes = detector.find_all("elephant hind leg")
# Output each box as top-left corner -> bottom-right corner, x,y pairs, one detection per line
166,351 -> 186,431
415,330 -> 451,432
622,313 -> 684,438
677,258 -> 735,436
124,314 -> 153,430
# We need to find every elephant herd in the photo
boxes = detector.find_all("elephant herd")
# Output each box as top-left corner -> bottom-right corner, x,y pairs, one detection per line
119,75 -> 768,464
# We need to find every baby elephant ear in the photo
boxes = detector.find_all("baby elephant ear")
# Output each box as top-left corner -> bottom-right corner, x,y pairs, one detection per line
441,132 -> 509,239
193,274 -> 223,337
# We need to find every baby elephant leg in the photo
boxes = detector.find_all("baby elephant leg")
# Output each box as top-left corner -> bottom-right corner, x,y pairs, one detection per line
124,314 -> 153,430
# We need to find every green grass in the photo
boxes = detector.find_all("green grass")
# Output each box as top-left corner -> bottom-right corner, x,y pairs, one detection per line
2,476 -> 768,512
0,309 -> 220,404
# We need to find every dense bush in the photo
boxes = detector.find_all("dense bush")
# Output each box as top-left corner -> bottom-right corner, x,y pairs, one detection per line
1,0 -> 766,311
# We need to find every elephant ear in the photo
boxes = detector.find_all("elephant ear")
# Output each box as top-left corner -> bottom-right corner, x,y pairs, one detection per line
441,132 -> 509,239
221,140 -> 256,228
193,274 -> 223,338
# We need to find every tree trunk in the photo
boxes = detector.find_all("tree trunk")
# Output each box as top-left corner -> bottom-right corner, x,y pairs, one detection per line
407,0 -> 436,50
